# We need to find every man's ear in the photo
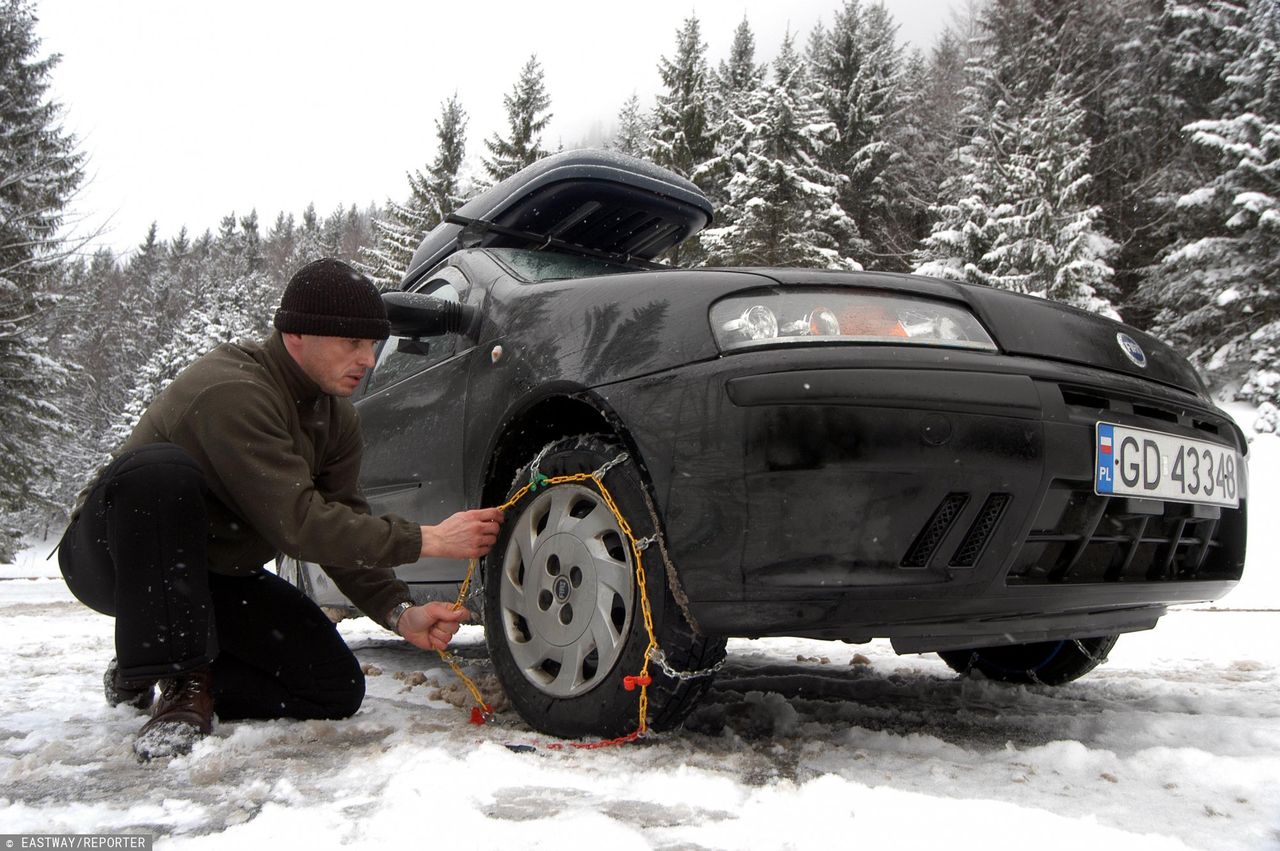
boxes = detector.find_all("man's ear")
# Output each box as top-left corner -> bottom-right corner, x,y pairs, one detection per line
280,332 -> 306,360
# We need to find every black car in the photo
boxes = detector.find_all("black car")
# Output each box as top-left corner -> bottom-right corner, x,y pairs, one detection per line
282,150 -> 1248,738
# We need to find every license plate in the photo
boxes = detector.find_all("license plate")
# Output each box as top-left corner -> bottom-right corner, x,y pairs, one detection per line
1095,423 -> 1241,508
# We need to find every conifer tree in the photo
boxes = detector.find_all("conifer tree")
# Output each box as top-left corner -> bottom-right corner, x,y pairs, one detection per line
286,203 -> 330,272
611,93 -> 648,157
701,16 -> 767,204
649,15 -> 716,186
702,34 -> 861,270
1138,0 -> 1279,401
0,0 -> 84,555
916,80 -> 1118,318
264,212 -> 297,284
365,94 -> 469,287
807,0 -> 907,267
483,55 -> 552,183
112,214 -> 279,444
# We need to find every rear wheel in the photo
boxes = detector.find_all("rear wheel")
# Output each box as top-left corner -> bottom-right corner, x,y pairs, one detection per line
483,434 -> 725,738
938,635 -> 1118,685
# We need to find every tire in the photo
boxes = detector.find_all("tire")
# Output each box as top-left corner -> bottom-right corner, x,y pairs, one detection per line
938,635 -> 1119,685
483,434 -> 726,739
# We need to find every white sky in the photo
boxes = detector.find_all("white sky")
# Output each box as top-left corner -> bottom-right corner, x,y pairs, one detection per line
34,1 -> 958,258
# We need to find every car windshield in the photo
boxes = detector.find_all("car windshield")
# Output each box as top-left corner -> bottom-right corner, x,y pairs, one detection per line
487,247 -> 640,282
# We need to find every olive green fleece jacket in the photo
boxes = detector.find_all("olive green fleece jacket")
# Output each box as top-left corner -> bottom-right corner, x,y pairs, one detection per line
93,331 -> 421,625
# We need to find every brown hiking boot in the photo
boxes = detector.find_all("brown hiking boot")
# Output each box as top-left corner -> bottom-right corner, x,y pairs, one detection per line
133,668 -> 214,762
103,658 -> 155,711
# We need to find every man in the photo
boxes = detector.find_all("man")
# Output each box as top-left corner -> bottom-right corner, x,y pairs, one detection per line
59,258 -> 503,760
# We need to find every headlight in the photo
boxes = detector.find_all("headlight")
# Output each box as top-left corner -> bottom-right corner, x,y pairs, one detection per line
720,304 -> 778,341
710,288 -> 997,353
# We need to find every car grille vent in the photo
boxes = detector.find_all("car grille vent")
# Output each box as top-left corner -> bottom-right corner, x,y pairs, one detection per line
1133,403 -> 1179,425
1058,385 -> 1229,443
901,493 -> 969,568
1007,482 -> 1246,585
950,494 -> 1011,568
1193,419 -> 1221,436
1060,388 -> 1109,410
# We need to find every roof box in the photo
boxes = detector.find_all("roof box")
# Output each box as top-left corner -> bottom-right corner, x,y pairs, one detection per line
401,149 -> 713,288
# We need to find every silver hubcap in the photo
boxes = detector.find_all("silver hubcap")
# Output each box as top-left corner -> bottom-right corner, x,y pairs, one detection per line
499,482 -> 635,697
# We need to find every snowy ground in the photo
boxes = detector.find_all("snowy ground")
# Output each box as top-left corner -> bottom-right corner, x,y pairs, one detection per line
2,405 -> 1277,850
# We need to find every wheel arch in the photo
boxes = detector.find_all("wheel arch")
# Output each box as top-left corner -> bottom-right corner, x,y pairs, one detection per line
477,389 -> 703,634
479,390 -> 641,511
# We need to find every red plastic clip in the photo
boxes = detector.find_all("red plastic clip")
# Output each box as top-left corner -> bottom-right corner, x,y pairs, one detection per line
622,675 -> 652,692
469,706 -> 491,725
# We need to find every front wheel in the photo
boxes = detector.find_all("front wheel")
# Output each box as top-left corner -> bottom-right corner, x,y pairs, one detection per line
483,434 -> 725,739
938,635 -> 1118,685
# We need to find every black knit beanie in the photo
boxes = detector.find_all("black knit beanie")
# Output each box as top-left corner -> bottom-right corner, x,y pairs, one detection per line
273,258 -> 390,340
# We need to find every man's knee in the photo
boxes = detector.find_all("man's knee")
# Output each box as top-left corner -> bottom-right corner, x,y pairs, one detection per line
323,663 -> 366,720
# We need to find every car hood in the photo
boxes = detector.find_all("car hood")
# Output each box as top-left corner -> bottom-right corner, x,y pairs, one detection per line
403,150 -> 713,288
732,268 -> 1209,398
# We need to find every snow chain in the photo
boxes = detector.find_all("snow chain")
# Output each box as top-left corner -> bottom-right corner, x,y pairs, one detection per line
439,449 -> 716,747
959,638 -> 1110,686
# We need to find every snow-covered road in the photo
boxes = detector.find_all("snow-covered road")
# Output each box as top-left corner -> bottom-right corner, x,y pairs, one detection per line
2,414 -> 1277,850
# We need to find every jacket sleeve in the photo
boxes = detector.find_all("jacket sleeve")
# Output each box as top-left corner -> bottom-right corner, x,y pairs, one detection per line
181,381 -> 420,622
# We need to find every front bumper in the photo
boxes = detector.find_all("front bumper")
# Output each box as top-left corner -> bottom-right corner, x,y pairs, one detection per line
598,346 -> 1247,648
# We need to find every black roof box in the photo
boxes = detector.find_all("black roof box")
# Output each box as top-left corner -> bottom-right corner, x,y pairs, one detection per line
401,149 -> 713,288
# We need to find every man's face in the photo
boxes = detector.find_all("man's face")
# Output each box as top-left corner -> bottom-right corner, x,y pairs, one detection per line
283,334 -> 379,397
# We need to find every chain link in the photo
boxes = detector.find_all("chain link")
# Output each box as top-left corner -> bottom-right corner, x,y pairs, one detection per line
528,441 -> 555,484
592,451 -> 631,481
648,647 -> 725,681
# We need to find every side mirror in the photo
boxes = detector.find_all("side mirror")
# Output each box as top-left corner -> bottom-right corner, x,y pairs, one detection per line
382,291 -> 477,338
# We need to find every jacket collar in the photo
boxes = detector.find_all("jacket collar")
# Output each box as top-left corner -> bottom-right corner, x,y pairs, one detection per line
264,331 -> 324,404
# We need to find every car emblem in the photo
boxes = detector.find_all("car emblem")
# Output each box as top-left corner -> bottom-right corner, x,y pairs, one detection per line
554,576 -> 572,602
1116,333 -> 1147,368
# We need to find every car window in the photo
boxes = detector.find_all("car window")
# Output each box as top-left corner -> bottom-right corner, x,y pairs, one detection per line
486,247 -> 639,282
364,268 -> 470,395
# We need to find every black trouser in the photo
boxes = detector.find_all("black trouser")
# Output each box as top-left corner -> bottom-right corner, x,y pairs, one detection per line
59,443 -> 364,721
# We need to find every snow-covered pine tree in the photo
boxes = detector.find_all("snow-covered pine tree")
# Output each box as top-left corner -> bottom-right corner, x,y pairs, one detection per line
650,15 -> 716,187
264,213 -> 298,285
364,94 -> 469,287
700,16 -> 767,208
611,93 -> 648,157
884,9 -> 986,270
1138,0 -> 1279,402
910,94 -> 1005,286
111,214 -> 280,445
807,0 -> 908,268
702,33 -> 860,270
648,15 -> 718,264
284,203 -> 332,273
39,250 -> 118,519
483,55 -> 552,184
0,0 -> 84,556
984,84 -> 1119,315
916,79 -> 1119,318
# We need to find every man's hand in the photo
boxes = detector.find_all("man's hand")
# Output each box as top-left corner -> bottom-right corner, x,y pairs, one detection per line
396,601 -> 472,652
420,508 -> 504,559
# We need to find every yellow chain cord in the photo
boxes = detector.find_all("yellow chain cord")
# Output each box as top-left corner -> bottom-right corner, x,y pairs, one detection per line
436,466 -> 660,741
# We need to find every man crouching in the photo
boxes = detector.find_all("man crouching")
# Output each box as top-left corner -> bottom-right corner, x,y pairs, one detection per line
58,258 -> 502,760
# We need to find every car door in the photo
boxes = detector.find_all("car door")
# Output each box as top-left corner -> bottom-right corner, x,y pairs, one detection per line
355,266 -> 477,586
